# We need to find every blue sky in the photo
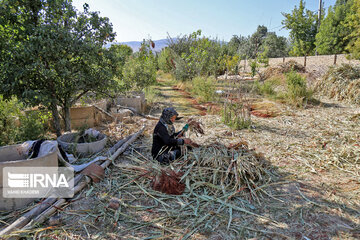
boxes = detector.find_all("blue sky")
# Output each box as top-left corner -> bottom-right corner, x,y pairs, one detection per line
72,0 -> 337,42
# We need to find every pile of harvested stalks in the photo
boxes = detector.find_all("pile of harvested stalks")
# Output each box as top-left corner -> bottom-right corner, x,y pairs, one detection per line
106,141 -> 278,238
314,64 -> 360,105
263,60 -> 306,80
174,142 -> 274,201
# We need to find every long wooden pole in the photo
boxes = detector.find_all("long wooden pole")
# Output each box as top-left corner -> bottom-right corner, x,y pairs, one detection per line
0,126 -> 145,237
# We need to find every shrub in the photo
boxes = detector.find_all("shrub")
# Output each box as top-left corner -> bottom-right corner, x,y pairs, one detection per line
158,47 -> 174,73
253,80 -> 276,96
122,55 -> 157,91
285,71 -> 312,107
191,76 -> 216,102
222,102 -> 251,130
145,86 -> 161,106
173,55 -> 191,81
0,96 -> 50,146
19,110 -> 51,141
225,55 -> 240,75
0,96 -> 22,146
250,60 -> 258,77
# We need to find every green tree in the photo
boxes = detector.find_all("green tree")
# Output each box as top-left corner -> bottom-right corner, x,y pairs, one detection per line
167,30 -> 224,80
122,40 -> 157,90
248,25 -> 268,58
315,0 -> 352,54
263,33 -> 288,57
237,35 -> 252,58
158,47 -> 174,73
0,0 -> 118,135
109,44 -> 133,78
282,0 -> 318,56
344,0 -> 360,59
227,35 -> 241,56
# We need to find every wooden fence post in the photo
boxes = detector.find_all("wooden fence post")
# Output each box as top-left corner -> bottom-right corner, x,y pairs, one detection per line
304,55 -> 307,67
334,54 -> 337,65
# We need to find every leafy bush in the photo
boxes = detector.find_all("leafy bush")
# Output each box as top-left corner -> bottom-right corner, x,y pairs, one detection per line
253,80 -> 276,96
158,47 -> 174,73
166,30 -> 226,80
173,56 -> 191,81
222,102 -> 251,130
122,56 -> 156,91
191,76 -> 216,102
249,60 -> 258,77
145,86 -> 161,106
19,110 -> 51,141
225,55 -> 240,75
285,71 -> 312,107
0,96 -> 50,146
122,40 -> 157,91
0,96 -> 22,146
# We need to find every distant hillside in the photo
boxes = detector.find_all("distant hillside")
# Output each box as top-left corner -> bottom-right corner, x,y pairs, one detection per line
105,39 -> 170,52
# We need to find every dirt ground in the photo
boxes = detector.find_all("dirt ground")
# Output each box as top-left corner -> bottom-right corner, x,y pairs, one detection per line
2,74 -> 360,240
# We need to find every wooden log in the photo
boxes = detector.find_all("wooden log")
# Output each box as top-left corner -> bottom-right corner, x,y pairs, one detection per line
0,126 -> 145,237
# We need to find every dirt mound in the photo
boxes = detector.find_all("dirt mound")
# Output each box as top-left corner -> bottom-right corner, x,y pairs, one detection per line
314,64 -> 360,105
263,60 -> 306,80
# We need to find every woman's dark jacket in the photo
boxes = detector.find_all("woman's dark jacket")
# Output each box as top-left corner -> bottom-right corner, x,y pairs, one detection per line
151,121 -> 184,159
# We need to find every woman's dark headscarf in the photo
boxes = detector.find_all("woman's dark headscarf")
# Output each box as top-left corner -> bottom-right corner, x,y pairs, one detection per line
159,107 -> 178,136
160,107 -> 178,125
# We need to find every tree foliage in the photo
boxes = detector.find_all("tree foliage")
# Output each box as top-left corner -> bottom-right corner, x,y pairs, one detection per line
108,44 -> 133,78
315,0 -> 352,54
344,0 -> 360,59
0,0 -> 118,135
233,27 -> 288,59
282,0 -> 318,56
263,33 -> 289,58
122,40 -> 157,91
165,30 -> 226,80
158,47 -> 174,73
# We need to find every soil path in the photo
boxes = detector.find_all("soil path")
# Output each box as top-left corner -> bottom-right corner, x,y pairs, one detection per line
149,76 -> 207,117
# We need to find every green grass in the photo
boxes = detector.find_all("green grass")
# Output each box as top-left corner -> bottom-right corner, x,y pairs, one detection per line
253,72 -> 312,108
191,76 -> 216,103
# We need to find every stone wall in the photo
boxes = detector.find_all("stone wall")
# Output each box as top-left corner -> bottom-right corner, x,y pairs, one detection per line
239,54 -> 360,76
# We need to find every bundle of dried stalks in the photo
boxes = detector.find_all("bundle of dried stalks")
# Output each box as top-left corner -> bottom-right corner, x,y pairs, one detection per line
175,142 -> 273,200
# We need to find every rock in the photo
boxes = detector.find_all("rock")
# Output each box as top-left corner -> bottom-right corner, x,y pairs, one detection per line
108,198 -> 120,210
48,215 -> 62,226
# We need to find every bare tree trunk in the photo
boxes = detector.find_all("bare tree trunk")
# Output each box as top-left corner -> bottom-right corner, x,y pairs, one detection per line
50,102 -> 61,136
64,104 -> 71,132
